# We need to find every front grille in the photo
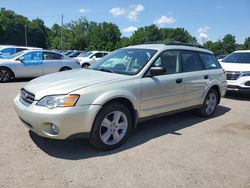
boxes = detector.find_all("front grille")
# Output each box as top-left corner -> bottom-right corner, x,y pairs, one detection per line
226,71 -> 241,80
19,89 -> 35,105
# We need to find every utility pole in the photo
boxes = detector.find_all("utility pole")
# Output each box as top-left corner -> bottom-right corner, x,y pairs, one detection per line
24,25 -> 28,46
61,14 -> 63,50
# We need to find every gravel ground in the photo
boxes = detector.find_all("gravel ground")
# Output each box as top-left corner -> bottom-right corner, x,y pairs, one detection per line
0,81 -> 249,188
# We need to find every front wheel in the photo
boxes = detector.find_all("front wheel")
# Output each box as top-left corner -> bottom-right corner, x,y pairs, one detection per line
89,102 -> 132,150
197,88 -> 219,117
0,68 -> 13,82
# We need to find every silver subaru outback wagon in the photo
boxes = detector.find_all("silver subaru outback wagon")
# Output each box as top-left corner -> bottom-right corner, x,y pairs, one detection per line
14,42 -> 227,150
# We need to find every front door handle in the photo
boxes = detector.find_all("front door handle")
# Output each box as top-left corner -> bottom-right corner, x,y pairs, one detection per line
176,78 -> 183,84
204,75 -> 209,79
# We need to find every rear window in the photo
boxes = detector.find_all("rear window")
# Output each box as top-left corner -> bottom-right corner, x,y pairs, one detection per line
199,53 -> 221,69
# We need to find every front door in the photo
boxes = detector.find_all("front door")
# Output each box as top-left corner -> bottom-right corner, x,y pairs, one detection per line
140,50 -> 185,118
14,51 -> 43,78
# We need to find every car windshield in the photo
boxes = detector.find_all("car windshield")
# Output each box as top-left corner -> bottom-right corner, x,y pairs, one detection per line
78,51 -> 93,57
222,52 -> 250,64
89,48 -> 157,75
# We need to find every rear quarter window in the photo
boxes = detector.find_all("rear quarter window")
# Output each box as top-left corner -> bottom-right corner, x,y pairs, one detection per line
199,53 -> 221,69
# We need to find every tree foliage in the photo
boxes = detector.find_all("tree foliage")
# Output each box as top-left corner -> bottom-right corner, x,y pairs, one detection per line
1,8 -> 250,55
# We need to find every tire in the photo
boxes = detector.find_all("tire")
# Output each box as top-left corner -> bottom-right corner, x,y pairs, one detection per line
60,67 -> 71,71
89,102 -> 132,150
197,88 -> 219,117
82,63 -> 90,69
0,68 -> 13,82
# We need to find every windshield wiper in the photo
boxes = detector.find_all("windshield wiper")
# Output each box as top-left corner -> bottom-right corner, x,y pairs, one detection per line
93,68 -> 113,73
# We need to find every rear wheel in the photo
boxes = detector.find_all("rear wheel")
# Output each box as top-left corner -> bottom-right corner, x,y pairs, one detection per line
60,67 -> 71,71
89,102 -> 132,150
0,68 -> 13,82
197,88 -> 219,117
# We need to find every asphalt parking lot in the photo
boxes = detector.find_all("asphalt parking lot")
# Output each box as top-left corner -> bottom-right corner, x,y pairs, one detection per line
0,80 -> 249,188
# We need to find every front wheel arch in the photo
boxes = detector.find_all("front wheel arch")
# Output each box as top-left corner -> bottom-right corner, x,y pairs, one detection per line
0,66 -> 15,81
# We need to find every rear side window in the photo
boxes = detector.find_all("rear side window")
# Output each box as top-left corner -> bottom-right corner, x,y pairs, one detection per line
181,51 -> 204,72
16,48 -> 28,52
43,52 -> 63,60
199,53 -> 221,69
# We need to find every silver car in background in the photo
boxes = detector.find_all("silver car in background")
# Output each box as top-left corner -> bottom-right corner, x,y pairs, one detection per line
0,49 -> 81,82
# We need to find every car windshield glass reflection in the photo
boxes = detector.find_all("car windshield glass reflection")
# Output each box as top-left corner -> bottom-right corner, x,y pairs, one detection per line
89,48 -> 157,75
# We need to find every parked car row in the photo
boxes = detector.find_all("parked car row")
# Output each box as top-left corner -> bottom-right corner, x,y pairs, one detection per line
0,49 -> 81,82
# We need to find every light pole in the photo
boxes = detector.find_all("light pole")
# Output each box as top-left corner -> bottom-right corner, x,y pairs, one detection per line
24,25 -> 28,46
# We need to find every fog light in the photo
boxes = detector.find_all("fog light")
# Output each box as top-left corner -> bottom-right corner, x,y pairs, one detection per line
51,124 -> 60,134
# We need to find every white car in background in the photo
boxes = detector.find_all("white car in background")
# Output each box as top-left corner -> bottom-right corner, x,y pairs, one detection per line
74,51 -> 109,68
220,50 -> 250,93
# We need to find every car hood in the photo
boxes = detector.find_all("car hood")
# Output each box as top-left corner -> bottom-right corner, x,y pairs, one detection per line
23,69 -> 128,100
220,62 -> 250,72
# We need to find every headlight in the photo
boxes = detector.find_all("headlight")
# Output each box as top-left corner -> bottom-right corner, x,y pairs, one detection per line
241,71 -> 250,77
37,95 -> 79,109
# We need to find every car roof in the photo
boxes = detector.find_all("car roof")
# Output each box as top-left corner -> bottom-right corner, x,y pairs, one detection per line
125,44 -> 213,54
234,50 -> 250,53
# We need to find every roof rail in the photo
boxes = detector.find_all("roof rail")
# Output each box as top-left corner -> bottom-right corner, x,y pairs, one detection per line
143,41 -> 162,44
166,41 -> 206,49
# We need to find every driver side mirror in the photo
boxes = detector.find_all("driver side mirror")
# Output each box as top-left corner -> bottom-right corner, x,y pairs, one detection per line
149,67 -> 166,76
17,56 -> 25,62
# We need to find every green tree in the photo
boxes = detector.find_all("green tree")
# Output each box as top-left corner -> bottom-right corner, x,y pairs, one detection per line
222,34 -> 236,54
243,37 -> 250,50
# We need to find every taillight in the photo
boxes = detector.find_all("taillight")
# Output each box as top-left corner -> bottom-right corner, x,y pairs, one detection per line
75,60 -> 80,65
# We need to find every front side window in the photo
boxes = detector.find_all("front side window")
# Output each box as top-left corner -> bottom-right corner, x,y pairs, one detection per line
181,51 -> 204,72
90,49 -> 157,75
199,53 -> 221,69
22,51 -> 42,64
93,53 -> 103,58
152,51 -> 182,75
222,53 -> 237,63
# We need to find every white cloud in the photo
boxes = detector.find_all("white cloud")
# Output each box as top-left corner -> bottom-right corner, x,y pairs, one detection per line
109,7 -> 126,16
79,8 -> 88,13
109,4 -> 144,22
123,26 -> 138,33
197,26 -> 211,43
154,16 -> 176,26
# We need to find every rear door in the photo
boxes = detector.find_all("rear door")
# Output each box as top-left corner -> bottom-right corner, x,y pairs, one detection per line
42,52 -> 63,75
180,50 -> 209,108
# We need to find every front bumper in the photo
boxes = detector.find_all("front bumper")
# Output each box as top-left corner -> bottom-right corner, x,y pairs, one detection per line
226,76 -> 250,93
14,95 -> 101,139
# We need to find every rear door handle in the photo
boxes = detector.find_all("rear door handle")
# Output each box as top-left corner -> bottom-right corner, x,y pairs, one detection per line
204,75 -> 209,79
176,78 -> 183,84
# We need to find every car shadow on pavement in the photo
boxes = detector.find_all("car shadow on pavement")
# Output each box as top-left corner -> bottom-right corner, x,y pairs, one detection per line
29,105 -> 231,160
224,92 -> 250,101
